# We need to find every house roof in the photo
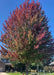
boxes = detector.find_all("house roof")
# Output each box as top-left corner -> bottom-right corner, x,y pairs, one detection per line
0,60 -> 5,65
49,61 -> 54,65
0,55 -> 12,66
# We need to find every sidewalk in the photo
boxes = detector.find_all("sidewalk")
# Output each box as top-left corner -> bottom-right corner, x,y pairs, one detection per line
0,72 -> 9,75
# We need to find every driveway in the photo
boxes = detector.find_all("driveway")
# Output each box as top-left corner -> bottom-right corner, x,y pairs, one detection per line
0,72 -> 9,75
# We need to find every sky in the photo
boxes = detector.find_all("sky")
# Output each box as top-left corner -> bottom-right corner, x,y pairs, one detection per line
0,0 -> 54,42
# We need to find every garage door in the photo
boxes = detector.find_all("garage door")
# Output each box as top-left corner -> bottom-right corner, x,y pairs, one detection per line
0,61 -> 5,72
0,67 -> 3,72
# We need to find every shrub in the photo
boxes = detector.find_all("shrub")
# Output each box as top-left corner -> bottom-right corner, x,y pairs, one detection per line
44,66 -> 52,72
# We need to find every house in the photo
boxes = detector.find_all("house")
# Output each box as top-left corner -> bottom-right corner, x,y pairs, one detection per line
0,60 -> 5,72
0,55 -> 12,72
49,61 -> 54,72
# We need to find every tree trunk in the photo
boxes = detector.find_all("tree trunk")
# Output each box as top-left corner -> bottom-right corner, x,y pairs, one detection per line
25,63 -> 29,75
37,64 -> 39,75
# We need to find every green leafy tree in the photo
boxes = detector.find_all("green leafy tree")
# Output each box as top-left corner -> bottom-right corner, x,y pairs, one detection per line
0,0 -> 54,75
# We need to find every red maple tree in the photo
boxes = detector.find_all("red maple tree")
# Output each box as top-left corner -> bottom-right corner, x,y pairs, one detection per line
0,0 -> 54,75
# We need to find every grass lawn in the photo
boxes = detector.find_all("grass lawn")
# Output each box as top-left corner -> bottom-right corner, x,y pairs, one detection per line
8,72 -> 24,75
8,72 -> 54,75
39,73 -> 54,75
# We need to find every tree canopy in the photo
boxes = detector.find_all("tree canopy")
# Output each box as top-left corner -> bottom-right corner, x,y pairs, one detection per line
0,0 -> 54,68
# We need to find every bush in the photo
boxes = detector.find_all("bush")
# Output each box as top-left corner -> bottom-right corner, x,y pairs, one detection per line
10,69 -> 13,72
44,66 -> 52,72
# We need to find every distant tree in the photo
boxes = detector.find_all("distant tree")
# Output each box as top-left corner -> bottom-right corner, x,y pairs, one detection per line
10,60 -> 25,72
0,0 -> 54,75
